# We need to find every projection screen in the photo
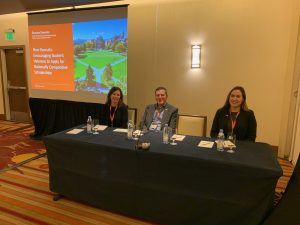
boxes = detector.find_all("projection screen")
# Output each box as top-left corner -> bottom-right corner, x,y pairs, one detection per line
28,5 -> 128,103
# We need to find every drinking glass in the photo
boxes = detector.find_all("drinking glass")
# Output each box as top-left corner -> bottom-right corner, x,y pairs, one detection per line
141,125 -> 148,135
92,119 -> 99,134
227,134 -> 236,153
150,122 -> 158,131
170,128 -> 177,146
132,125 -> 139,140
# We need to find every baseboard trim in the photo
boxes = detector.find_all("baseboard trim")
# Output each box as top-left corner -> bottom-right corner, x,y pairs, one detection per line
0,114 -> 5,120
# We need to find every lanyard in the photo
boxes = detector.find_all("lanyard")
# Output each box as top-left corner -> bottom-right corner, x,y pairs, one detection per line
109,105 -> 118,125
155,110 -> 163,119
155,106 -> 165,120
230,111 -> 240,131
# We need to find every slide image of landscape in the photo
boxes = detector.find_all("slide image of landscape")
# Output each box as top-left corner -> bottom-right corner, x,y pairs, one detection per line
73,19 -> 127,94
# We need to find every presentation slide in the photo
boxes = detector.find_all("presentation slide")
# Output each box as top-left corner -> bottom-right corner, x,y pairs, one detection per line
29,18 -> 128,95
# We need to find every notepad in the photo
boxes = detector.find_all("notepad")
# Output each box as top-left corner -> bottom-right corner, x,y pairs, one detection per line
198,140 -> 214,148
133,130 -> 141,135
172,134 -> 185,141
94,125 -> 107,131
223,140 -> 236,148
113,128 -> 128,133
66,128 -> 84,134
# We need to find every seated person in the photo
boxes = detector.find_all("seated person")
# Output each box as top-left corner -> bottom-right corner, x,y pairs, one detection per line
101,86 -> 128,128
140,86 -> 178,131
210,86 -> 257,141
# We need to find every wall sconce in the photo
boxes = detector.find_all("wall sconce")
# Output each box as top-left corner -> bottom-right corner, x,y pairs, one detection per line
191,45 -> 201,68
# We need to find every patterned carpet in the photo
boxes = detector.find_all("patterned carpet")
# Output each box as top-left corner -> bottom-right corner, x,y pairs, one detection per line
0,120 -> 46,172
274,158 -> 294,204
0,157 -> 154,225
0,120 -> 33,134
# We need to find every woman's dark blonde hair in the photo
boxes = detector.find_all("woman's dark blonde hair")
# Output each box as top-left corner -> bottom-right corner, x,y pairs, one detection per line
106,86 -> 124,107
223,86 -> 249,111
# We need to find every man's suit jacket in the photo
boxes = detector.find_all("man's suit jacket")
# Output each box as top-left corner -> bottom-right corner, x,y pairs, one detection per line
140,103 -> 178,131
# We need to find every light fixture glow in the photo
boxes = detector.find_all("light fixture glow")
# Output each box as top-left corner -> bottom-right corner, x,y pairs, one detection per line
191,45 -> 201,68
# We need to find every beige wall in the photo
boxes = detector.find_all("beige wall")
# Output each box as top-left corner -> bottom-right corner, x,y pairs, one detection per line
127,0 -> 297,148
0,0 -> 299,150
0,13 -> 29,116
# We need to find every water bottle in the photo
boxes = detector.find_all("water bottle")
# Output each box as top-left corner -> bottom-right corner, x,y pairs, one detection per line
87,116 -> 92,133
163,124 -> 169,144
127,120 -> 133,139
217,129 -> 225,151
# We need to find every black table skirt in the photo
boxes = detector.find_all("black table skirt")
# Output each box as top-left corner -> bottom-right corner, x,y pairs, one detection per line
29,98 -> 103,138
44,127 -> 283,225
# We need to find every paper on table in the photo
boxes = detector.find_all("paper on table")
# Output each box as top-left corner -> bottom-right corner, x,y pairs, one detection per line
133,130 -> 143,136
66,128 -> 84,134
198,140 -> 214,148
94,125 -> 107,131
172,134 -> 185,141
113,128 -> 128,133
223,140 -> 236,148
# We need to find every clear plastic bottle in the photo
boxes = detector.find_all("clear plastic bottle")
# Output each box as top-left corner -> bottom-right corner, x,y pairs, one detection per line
87,116 -> 92,133
127,120 -> 133,139
217,129 -> 225,151
163,124 -> 169,144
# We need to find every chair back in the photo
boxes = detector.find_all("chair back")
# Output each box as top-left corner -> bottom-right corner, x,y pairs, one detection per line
177,114 -> 207,137
128,107 -> 137,125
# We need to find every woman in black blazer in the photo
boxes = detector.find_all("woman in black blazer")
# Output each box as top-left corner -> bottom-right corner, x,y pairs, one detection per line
210,86 -> 257,141
101,86 -> 128,128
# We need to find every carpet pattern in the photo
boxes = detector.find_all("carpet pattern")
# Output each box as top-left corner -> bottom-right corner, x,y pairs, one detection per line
0,120 -> 33,134
0,120 -> 46,172
0,157 -> 154,225
274,158 -> 294,204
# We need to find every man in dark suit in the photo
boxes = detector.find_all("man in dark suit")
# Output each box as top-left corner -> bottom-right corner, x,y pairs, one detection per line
140,87 -> 178,131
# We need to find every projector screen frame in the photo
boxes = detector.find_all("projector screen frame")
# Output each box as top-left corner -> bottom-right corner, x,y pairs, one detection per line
27,4 -> 129,104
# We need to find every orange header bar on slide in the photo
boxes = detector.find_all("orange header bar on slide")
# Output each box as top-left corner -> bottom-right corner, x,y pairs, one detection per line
29,23 -> 74,91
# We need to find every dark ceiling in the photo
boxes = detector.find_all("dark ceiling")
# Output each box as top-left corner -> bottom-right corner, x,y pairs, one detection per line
0,0 -> 122,15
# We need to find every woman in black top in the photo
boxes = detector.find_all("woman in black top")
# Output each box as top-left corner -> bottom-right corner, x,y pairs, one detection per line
210,86 -> 257,141
101,86 -> 128,128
